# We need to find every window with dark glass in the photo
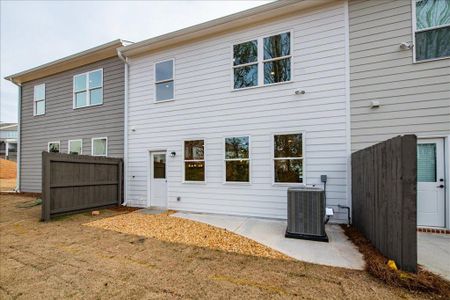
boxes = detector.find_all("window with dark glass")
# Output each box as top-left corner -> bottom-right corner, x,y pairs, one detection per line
415,0 -> 450,61
184,140 -> 205,181
233,32 -> 292,89
225,136 -> 250,182
263,32 -> 291,84
153,154 -> 166,179
274,133 -> 303,183
233,40 -> 258,89
155,60 -> 174,101
48,142 -> 60,153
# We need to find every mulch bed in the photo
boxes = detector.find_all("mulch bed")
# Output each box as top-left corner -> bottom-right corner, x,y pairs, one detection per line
343,225 -> 450,298
84,211 -> 290,260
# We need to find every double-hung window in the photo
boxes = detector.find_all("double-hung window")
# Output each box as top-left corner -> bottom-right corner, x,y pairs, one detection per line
273,133 -> 303,183
184,140 -> 205,182
68,139 -> 82,155
233,31 -> 292,89
92,137 -> 107,156
225,136 -> 250,182
233,40 -> 258,89
48,141 -> 60,153
33,84 -> 45,116
414,0 -> 450,61
155,59 -> 174,101
73,69 -> 103,108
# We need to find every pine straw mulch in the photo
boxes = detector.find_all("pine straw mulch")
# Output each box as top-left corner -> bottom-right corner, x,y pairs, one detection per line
0,159 -> 17,179
84,210 -> 290,260
343,225 -> 450,298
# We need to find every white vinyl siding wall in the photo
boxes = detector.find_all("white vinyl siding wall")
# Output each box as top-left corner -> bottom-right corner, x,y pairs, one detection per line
349,0 -> 450,151
126,2 -> 350,221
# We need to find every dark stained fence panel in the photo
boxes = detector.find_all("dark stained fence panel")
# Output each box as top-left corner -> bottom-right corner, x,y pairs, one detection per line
42,152 -> 123,221
351,135 -> 417,272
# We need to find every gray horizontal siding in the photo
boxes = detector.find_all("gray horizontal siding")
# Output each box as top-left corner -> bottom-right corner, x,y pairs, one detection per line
349,0 -> 450,151
20,57 -> 124,192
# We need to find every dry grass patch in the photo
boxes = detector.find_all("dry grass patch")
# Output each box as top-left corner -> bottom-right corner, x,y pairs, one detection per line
343,225 -> 450,298
85,211 -> 290,260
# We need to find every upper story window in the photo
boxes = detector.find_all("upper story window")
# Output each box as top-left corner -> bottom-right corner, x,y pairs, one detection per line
184,140 -> 205,182
414,0 -> 450,61
91,137 -> 107,156
73,69 -> 103,108
33,84 -> 45,116
233,32 -> 292,89
48,141 -> 60,153
273,133 -> 303,184
225,136 -> 250,182
155,59 -> 174,101
233,40 -> 258,89
68,139 -> 82,155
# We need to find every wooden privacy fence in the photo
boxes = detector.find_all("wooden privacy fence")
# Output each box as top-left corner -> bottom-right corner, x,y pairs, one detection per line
42,152 -> 123,221
352,135 -> 417,272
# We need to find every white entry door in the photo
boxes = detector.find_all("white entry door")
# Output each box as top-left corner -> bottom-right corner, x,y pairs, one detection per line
417,139 -> 445,227
150,152 -> 167,208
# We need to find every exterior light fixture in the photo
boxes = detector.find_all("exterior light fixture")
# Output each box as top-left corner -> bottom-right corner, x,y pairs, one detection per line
170,151 -> 176,157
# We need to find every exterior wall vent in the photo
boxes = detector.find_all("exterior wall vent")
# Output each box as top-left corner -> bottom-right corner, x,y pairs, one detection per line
285,187 -> 328,242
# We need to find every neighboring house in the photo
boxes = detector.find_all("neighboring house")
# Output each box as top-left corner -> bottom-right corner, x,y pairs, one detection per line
348,0 -> 450,229
5,40 -> 130,192
118,0 -> 352,222
0,123 -> 18,161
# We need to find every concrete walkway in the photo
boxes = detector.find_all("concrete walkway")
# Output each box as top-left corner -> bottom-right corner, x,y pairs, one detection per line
172,212 -> 365,270
418,233 -> 450,280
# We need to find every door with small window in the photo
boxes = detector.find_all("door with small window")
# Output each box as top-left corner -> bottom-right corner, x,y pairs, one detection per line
150,152 -> 167,208
417,139 -> 445,227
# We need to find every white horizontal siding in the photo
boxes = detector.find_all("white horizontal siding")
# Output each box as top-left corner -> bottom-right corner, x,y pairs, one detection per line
126,2 -> 350,221
349,0 -> 450,151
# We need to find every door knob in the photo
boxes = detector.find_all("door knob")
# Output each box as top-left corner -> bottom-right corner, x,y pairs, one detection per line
437,184 -> 445,188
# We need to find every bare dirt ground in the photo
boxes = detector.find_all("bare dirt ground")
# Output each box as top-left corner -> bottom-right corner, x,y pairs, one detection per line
0,194 -> 437,299
0,159 -> 16,192
0,159 -> 16,179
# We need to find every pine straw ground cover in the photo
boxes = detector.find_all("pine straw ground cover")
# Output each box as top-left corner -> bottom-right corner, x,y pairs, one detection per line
343,225 -> 450,298
84,211 -> 290,260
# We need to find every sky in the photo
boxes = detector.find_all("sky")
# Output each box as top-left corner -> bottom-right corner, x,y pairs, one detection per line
0,0 -> 269,123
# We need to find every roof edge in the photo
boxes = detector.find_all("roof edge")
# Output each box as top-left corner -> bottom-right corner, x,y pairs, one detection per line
5,39 -> 132,84
118,0 -> 334,57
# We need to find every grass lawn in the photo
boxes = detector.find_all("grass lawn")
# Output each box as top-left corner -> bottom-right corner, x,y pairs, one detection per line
0,194 -> 438,299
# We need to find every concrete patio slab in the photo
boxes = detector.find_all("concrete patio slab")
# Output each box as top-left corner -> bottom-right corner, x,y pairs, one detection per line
138,208 -> 167,215
173,212 -> 365,270
418,233 -> 450,280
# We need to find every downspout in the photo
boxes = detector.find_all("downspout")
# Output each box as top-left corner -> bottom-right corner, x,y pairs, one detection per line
15,82 -> 22,192
117,48 -> 129,206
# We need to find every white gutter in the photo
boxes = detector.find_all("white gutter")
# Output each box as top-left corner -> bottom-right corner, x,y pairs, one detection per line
117,49 -> 129,206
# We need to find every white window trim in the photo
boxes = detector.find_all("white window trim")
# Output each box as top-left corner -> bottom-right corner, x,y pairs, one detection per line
412,0 -> 450,63
223,136 -> 251,184
91,137 -> 108,156
33,84 -> 45,116
68,139 -> 83,155
272,131 -> 306,186
231,30 -> 294,91
47,141 -> 60,153
73,68 -> 104,109
154,58 -> 175,103
182,139 -> 206,183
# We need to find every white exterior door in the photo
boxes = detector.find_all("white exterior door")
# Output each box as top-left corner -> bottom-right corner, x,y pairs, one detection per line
417,139 -> 445,227
150,152 -> 167,208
